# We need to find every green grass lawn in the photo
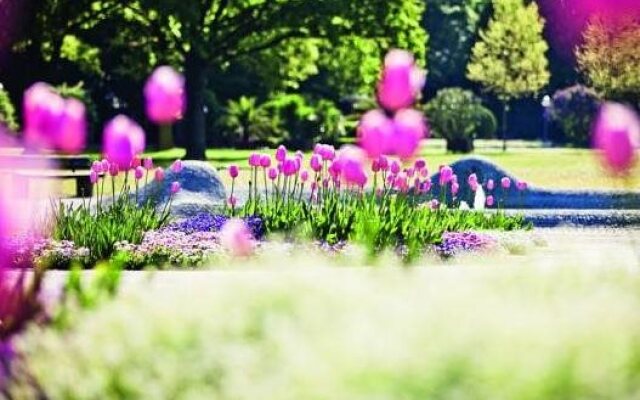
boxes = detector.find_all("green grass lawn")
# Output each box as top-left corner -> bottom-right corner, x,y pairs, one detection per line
51,139 -> 639,196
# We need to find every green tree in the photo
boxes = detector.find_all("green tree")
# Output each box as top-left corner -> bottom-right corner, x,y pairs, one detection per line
0,83 -> 18,132
218,96 -> 273,147
577,17 -> 640,106
466,0 -> 549,150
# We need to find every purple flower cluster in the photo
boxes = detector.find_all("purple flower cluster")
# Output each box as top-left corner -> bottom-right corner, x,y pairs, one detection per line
166,213 -> 265,239
434,232 -> 496,258
4,236 -> 89,267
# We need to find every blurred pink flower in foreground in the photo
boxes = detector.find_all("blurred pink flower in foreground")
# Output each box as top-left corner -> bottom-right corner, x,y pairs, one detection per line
23,82 -> 87,154
335,146 -> 368,187
592,102 -> 640,176
220,219 -> 255,257
358,109 -> 394,158
377,49 -> 425,112
393,109 -> 428,159
103,115 -> 145,170
144,66 -> 186,124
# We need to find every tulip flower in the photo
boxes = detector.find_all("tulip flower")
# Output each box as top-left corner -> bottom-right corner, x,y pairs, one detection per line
170,159 -> 183,174
592,102 -> 640,176
336,146 -> 367,187
101,159 -> 110,172
275,145 -> 287,162
377,50 -> 425,112
91,161 -> 103,173
228,196 -> 237,208
378,156 -> 389,171
371,159 -> 381,173
501,177 -> 511,189
283,158 -> 298,177
451,182 -> 460,196
516,181 -> 528,191
390,160 -> 401,175
487,179 -> 495,191
144,66 -> 186,124
393,108 -> 427,159
310,154 -> 322,172
228,165 -> 239,179
134,166 -> 145,180
220,218 -> 255,257
170,181 -> 181,195
468,173 -> 478,186
108,163 -> 120,177
143,158 -> 154,170
300,170 -> 309,182
103,115 -> 145,170
56,97 -> 87,154
259,154 -> 271,168
248,153 -> 261,167
131,157 -> 142,169
439,166 -> 453,186
267,167 -> 278,181
295,150 -> 304,160
89,171 -> 98,185
358,109 -> 394,158
154,168 -> 165,182
319,144 -> 335,161
486,195 -> 495,207
414,158 -> 426,170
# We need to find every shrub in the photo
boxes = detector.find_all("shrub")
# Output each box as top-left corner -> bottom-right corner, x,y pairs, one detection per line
217,96 -> 276,147
424,88 -> 496,153
10,263 -> 640,399
550,85 -> 601,147
0,84 -> 18,132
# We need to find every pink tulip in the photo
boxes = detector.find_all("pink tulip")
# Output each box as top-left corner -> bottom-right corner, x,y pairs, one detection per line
377,50 -> 425,111
170,181 -> 181,195
131,157 -> 142,169
328,161 -> 341,178
154,168 -> 165,182
336,146 -> 367,186
501,177 -> 511,189
259,154 -> 272,168
414,158 -> 426,170
283,157 -> 297,177
57,97 -> 87,154
378,156 -> 389,171
295,150 -> 304,160
487,179 -> 495,191
228,165 -> 239,179
103,115 -> 146,170
430,199 -> 440,210
469,181 -> 478,192
319,144 -> 335,161
143,157 -> 154,170
23,83 -> 87,153
451,182 -> 460,196
592,102 -> 640,175
170,159 -> 183,174
101,159 -> 110,172
422,180 -> 432,193
406,167 -> 415,178
390,160 -> 401,175
420,168 -> 429,178
300,170 -> 309,182
248,152 -> 261,167
134,166 -> 145,180
310,154 -> 322,172
108,163 -> 120,177
268,167 -> 278,180
451,174 -> 458,184
220,219 -> 255,257
392,109 -> 427,159
516,181 -> 528,191
371,159 -> 381,173
394,173 -> 409,192
486,195 -> 495,207
275,145 -> 287,162
439,166 -> 453,186
468,173 -> 478,186
144,66 -> 186,124
358,109 -> 394,158
91,161 -> 103,173
90,170 -> 99,184
314,143 -> 323,154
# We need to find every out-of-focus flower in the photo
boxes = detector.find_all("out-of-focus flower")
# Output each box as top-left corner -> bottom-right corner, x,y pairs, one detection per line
248,153 -> 261,168
267,167 -> 278,181
90,170 -> 98,184
335,146 -> 367,187
451,182 -> 460,196
220,219 -> 255,257
486,195 -> 495,207
377,49 -> 425,111
439,166 -> 453,186
143,157 -> 154,170
358,109 -> 394,159
390,160 -> 401,175
103,115 -> 145,170
378,156 -> 389,171
592,102 -> 640,176
300,170 -> 309,182
283,158 -> 298,177
91,161 -> 102,173
501,177 -> 511,189
414,158 -> 426,170
134,166 -> 145,180
170,182 -> 181,195
144,66 -> 186,124
392,109 -> 427,159
516,181 -> 528,191
154,168 -> 165,182
310,154 -> 322,172
487,179 -> 495,191
275,145 -> 287,162
259,154 -> 271,168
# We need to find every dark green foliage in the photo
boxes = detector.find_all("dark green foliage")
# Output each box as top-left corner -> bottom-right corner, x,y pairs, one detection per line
550,85 -> 601,147
0,84 -> 18,131
50,195 -> 171,266
424,88 -> 497,153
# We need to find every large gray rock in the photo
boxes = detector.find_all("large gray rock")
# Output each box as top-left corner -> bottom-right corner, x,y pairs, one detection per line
139,161 -> 226,218
429,156 -> 640,209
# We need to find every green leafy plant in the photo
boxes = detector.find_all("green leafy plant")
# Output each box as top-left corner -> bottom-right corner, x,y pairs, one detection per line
0,84 -> 18,132
424,88 -> 497,153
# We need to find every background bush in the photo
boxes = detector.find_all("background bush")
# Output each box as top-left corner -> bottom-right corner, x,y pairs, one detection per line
0,83 -> 18,131
424,88 -> 496,153
550,85 -> 601,147
11,261 -> 640,399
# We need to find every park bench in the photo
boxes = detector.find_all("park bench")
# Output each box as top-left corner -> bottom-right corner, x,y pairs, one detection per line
0,151 -> 94,197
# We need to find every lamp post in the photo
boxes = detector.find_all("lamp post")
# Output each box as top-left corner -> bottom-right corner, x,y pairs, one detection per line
541,95 -> 552,147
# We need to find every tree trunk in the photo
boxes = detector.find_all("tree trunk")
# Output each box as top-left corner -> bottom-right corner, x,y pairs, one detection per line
184,51 -> 208,160
502,102 -> 509,152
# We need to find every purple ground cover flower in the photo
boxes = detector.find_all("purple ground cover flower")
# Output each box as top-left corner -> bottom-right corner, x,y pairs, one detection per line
166,213 -> 265,239
434,232 -> 497,258
4,236 -> 90,268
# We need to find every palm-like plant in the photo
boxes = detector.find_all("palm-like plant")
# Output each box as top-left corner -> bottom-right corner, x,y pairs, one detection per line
219,96 -> 273,147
